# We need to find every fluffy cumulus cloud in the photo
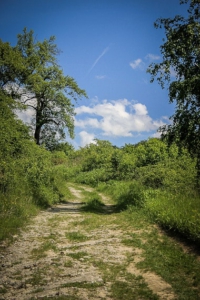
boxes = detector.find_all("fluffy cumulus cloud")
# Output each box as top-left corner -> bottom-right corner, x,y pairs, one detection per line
75,99 -> 165,138
79,131 -> 96,147
130,58 -> 144,70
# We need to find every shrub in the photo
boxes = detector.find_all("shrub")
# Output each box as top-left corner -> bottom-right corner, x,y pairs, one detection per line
116,182 -> 145,210
82,192 -> 104,213
75,168 -> 112,187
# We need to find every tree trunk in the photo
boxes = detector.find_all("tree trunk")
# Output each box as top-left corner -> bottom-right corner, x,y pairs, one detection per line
34,125 -> 41,145
34,104 -> 42,145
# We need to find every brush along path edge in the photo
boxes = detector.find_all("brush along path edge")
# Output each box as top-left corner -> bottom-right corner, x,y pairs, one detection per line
0,184 -> 176,299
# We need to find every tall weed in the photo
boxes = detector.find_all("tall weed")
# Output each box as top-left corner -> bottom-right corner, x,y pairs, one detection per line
97,181 -> 145,210
144,190 -> 200,242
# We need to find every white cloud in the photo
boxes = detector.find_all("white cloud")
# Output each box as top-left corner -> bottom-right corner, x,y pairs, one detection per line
152,131 -> 162,138
145,53 -> 160,61
75,99 -> 165,138
16,107 -> 35,123
132,103 -> 148,115
79,131 -> 96,147
75,106 -> 94,114
130,58 -> 144,70
75,118 -> 99,128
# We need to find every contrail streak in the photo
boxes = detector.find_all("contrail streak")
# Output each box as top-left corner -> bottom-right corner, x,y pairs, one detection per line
87,46 -> 109,74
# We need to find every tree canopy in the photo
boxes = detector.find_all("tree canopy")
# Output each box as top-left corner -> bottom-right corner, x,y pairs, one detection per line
147,0 -> 200,181
1,28 -> 87,147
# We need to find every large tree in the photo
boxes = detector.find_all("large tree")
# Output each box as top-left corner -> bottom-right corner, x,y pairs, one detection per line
147,0 -> 200,182
8,28 -> 87,146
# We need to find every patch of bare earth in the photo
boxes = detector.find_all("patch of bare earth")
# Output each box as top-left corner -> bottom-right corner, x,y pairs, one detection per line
0,185 -> 176,300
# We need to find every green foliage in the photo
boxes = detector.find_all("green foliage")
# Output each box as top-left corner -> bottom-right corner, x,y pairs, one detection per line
162,154 -> 196,192
117,152 -> 136,180
135,149 -> 196,190
82,192 -> 105,213
0,39 -> 24,88
75,168 -> 112,187
65,137 -> 200,242
147,0 -> 200,180
81,139 -> 114,172
96,181 -> 145,210
0,91 -> 71,240
0,29 -> 84,241
144,190 -> 200,241
114,182 -> 145,210
51,150 -> 68,165
50,142 -> 75,155
135,165 -> 166,189
132,138 -> 168,167
1,28 -> 87,146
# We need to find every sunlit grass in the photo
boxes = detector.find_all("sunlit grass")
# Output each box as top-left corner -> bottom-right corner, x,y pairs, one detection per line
145,190 -> 200,242
65,231 -> 88,242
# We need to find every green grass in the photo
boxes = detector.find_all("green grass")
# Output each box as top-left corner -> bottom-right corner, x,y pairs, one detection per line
81,192 -> 105,213
122,234 -> 144,248
0,181 -> 72,243
31,240 -> 58,259
144,189 -> 200,242
0,198 -> 39,242
110,279 -> 159,300
65,231 -> 88,242
97,180 -> 200,242
135,230 -> 200,299
67,251 -> 89,260
91,259 -> 158,299
119,216 -> 200,300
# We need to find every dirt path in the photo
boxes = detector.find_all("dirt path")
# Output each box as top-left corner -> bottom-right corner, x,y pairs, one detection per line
0,185 -> 181,299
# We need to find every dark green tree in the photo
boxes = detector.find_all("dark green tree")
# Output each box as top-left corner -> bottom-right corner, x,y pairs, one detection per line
14,28 -> 87,146
147,0 -> 200,182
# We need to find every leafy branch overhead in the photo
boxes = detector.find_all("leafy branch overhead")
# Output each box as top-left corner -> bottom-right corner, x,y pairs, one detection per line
1,28 -> 87,147
147,0 -> 200,181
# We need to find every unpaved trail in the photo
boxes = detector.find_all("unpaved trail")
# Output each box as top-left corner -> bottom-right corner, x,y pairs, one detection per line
0,185 -> 177,299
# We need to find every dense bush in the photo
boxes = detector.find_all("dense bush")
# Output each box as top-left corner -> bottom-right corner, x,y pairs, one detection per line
0,94 -> 71,240
75,168 -> 112,187
115,182 -> 145,210
135,152 -> 196,191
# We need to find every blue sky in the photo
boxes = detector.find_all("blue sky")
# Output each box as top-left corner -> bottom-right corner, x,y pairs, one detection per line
0,0 -> 189,148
